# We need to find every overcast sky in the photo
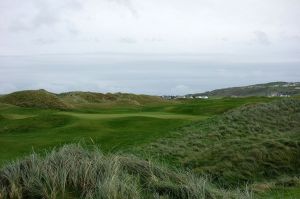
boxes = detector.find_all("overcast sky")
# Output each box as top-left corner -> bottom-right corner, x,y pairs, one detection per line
0,0 -> 300,95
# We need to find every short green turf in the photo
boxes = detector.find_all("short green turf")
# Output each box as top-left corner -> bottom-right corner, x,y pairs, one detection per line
0,97 -> 274,165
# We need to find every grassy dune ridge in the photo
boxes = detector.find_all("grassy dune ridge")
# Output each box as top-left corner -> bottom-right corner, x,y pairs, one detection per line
59,91 -> 164,106
145,99 -> 300,186
190,82 -> 300,97
0,89 -> 165,110
0,144 -> 251,199
0,90 -> 70,110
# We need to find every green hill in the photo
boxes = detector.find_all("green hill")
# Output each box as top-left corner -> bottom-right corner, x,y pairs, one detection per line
0,90 -> 165,110
58,91 -> 118,103
0,89 -> 70,110
59,91 -> 164,105
190,82 -> 300,97
113,92 -> 165,104
146,98 -> 300,186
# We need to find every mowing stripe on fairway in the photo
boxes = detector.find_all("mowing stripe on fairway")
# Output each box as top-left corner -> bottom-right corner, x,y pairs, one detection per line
58,111 -> 209,120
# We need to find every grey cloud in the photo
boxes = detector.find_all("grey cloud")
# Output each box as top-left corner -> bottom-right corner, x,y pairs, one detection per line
145,37 -> 164,42
221,37 -> 229,42
119,37 -> 137,44
1,0 -> 300,94
109,0 -> 138,17
8,19 -> 32,32
9,0 -> 82,32
31,1 -> 60,28
254,31 -> 271,45
2,0 -> 299,56
34,38 -> 58,45
66,24 -> 80,36
279,33 -> 300,43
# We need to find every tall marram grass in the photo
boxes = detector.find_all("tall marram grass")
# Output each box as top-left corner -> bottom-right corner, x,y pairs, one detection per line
0,144 -> 251,199
146,98 -> 300,186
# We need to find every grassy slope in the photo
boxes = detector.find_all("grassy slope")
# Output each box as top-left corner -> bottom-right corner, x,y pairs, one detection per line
59,91 -> 164,107
0,97 -> 274,165
192,82 -> 300,97
0,113 -> 190,164
0,90 -> 70,110
145,99 -> 300,187
0,144 -> 250,199
0,90 -> 164,111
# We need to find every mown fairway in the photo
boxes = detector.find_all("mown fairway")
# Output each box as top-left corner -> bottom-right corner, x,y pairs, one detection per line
0,97 -> 275,165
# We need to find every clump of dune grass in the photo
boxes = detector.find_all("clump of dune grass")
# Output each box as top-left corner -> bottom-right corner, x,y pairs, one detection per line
0,144 -> 251,199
